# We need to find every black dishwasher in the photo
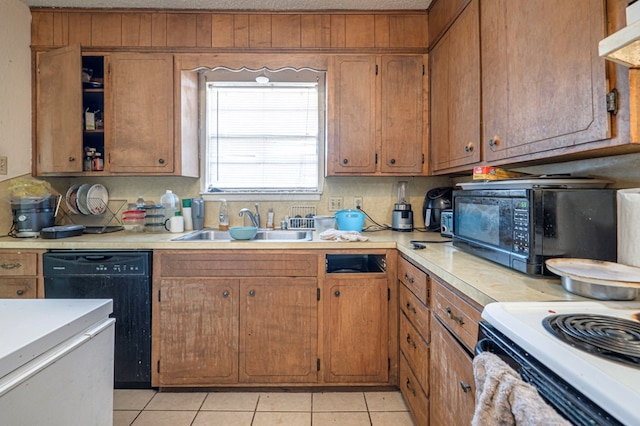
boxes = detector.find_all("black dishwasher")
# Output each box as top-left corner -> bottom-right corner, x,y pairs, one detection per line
43,250 -> 152,388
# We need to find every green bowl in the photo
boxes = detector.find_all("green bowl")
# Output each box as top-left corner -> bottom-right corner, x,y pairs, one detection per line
229,226 -> 258,240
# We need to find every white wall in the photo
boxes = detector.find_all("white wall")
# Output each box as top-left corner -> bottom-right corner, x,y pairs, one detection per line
0,0 -> 32,181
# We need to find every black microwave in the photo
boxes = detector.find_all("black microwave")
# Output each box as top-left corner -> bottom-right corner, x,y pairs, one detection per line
452,188 -> 617,275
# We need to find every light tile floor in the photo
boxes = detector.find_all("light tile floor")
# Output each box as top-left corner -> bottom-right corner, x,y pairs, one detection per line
113,389 -> 415,426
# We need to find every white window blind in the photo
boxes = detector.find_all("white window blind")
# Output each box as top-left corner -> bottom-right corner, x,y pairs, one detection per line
204,70 -> 323,193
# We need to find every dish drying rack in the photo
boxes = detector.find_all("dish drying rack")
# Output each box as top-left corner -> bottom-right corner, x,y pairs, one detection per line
58,198 -> 126,232
287,206 -> 316,229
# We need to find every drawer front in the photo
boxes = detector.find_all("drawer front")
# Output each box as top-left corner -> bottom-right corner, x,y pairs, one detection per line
398,257 -> 429,305
431,277 -> 481,352
400,352 -> 429,426
0,278 -> 37,298
158,251 -> 318,277
399,283 -> 430,341
399,312 -> 429,395
0,252 -> 38,276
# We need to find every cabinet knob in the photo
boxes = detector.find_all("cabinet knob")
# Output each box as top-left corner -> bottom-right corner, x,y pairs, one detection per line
16,289 -> 24,296
334,290 -> 340,297
403,273 -> 414,284
68,156 -> 75,162
464,143 -> 474,153
342,158 -> 349,165
489,137 -> 500,148
460,381 -> 472,393
390,158 -> 396,164
405,302 -> 417,314
222,290 -> 229,298
446,307 -> 465,325
249,289 -> 255,297
158,158 -> 165,164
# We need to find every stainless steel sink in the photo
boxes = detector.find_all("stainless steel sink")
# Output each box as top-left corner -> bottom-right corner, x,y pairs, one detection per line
172,228 -> 312,242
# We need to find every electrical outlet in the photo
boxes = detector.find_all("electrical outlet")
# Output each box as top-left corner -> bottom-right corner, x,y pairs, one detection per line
0,156 -> 7,175
354,196 -> 363,210
329,196 -> 343,211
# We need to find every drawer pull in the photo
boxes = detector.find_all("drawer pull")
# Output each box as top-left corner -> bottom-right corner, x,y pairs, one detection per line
405,302 -> 417,314
446,307 -> 465,325
334,290 -> 340,297
406,333 -> 417,349
460,381 -> 472,393
16,289 -> 24,296
405,378 -> 416,396
403,273 -> 414,284
248,290 -> 255,297
0,263 -> 22,270
222,290 -> 229,298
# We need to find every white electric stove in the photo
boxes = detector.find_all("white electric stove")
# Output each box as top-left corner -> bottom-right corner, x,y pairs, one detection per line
481,301 -> 640,425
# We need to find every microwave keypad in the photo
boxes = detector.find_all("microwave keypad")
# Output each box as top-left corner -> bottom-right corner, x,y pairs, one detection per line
513,209 -> 529,253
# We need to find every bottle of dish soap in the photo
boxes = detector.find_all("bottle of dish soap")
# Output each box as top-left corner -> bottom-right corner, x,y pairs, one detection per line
219,199 -> 229,231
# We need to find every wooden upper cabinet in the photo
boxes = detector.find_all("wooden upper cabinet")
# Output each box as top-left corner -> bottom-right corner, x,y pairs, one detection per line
379,55 -> 428,175
430,0 -> 481,173
107,53 -> 174,173
327,56 -> 378,175
328,55 -> 428,176
35,45 -> 83,174
481,0 -> 610,162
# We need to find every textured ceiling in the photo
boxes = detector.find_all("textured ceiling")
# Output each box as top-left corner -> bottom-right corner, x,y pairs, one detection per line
21,0 -> 432,10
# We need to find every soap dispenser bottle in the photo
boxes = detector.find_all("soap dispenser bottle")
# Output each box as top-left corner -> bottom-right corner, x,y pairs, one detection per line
219,199 -> 229,231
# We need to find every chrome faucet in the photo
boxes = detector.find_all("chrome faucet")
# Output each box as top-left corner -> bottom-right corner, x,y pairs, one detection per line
239,207 -> 260,228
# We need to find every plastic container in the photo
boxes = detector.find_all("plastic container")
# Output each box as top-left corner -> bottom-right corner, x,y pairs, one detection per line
182,198 -> 193,231
219,199 -> 229,231
335,209 -> 365,232
159,190 -> 180,221
313,215 -> 336,233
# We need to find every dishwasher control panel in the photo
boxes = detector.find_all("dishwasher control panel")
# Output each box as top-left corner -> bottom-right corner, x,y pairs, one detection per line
43,251 -> 151,276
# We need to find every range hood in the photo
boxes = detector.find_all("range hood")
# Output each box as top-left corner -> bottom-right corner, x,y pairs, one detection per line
599,2 -> 640,67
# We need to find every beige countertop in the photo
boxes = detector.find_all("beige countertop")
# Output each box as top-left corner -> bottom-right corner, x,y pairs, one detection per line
0,228 -> 594,307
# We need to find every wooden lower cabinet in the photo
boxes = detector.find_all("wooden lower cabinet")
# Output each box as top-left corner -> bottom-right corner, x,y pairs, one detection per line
0,250 -> 44,298
239,278 -> 318,383
158,278 -> 239,386
400,353 -> 429,426
430,317 -> 476,426
323,275 -> 389,383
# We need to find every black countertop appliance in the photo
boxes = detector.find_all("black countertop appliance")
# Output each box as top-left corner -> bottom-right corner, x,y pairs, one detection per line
423,187 -> 452,231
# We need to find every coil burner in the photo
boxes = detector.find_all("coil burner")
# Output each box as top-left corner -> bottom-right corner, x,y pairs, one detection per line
543,314 -> 640,368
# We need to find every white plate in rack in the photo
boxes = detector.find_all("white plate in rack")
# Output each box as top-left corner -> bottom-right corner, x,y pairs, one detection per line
86,184 -> 109,215
75,184 -> 92,215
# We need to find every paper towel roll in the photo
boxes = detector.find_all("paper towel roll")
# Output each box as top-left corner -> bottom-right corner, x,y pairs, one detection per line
618,189 -> 640,267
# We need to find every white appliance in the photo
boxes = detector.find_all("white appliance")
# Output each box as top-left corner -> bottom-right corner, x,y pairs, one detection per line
481,301 -> 640,425
0,299 -> 115,426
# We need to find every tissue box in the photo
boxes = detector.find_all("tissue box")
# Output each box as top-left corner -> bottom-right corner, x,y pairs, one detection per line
473,166 -> 524,180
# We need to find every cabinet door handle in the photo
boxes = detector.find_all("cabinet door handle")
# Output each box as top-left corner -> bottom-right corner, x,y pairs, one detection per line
405,302 -> 417,314
390,158 -> 396,164
342,158 -> 349,165
403,273 -> 414,284
460,381 -> 472,393
68,156 -> 76,162
158,158 -> 165,164
334,290 -> 340,297
0,263 -> 21,270
489,137 -> 500,148
464,143 -> 474,153
405,378 -> 416,396
222,290 -> 229,298
406,333 -> 417,349
446,307 -> 465,325
16,289 -> 24,296
248,289 -> 255,297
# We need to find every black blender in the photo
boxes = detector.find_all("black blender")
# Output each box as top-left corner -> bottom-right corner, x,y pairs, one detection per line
392,181 -> 413,232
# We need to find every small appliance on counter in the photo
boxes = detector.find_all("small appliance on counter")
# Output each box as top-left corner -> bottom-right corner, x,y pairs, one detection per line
10,195 -> 59,238
392,181 -> 413,232
423,187 -> 452,231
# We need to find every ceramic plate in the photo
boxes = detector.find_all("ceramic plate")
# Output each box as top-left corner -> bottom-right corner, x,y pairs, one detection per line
87,184 -> 109,215
75,184 -> 92,215
546,258 -> 640,287
65,184 -> 81,215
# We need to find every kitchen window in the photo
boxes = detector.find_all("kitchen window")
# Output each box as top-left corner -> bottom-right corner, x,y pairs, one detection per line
201,67 -> 325,199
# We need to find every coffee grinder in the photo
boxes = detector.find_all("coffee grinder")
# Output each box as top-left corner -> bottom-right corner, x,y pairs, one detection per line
392,181 -> 413,232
